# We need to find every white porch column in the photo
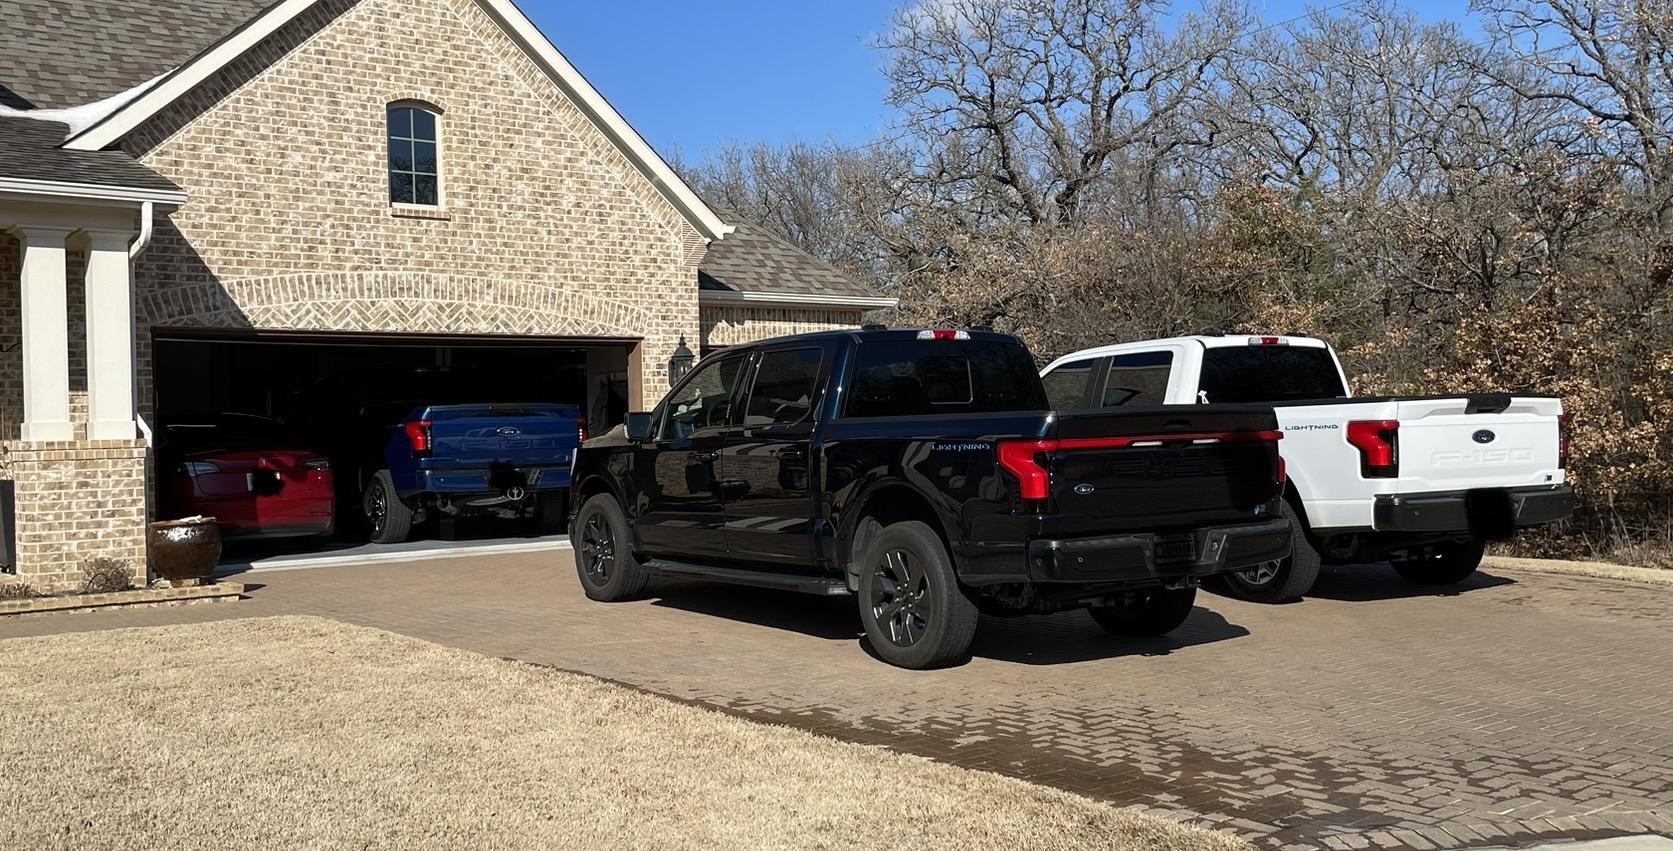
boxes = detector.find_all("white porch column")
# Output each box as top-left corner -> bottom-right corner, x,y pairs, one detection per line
10,225 -> 75,442
80,229 -> 136,441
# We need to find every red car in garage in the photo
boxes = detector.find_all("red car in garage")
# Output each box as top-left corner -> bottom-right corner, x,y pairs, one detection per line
163,414 -> 335,540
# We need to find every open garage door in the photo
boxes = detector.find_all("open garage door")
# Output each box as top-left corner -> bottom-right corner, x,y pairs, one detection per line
151,329 -> 637,563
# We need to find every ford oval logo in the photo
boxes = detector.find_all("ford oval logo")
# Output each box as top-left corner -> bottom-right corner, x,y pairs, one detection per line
1073,483 -> 1096,495
1472,429 -> 1496,444
496,426 -> 521,437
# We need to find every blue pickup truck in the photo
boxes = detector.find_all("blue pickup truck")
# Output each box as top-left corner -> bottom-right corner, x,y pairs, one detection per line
362,402 -> 584,543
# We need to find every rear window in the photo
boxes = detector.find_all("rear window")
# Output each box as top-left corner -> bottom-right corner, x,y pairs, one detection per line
844,340 -> 1048,418
1041,359 -> 1096,409
1198,345 -> 1346,403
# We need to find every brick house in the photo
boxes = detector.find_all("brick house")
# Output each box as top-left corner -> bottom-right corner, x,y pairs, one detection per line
0,0 -> 893,591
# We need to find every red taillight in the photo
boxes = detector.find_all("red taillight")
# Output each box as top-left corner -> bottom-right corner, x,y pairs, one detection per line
997,440 -> 1053,500
578,417 -> 589,442
404,420 -> 433,457
1346,420 -> 1399,478
1278,455 -> 1287,487
1557,413 -> 1570,469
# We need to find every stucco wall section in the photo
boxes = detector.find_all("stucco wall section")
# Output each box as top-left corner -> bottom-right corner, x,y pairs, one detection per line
699,305 -> 866,352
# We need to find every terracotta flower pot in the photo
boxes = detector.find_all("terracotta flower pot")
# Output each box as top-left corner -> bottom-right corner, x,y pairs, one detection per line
148,517 -> 222,585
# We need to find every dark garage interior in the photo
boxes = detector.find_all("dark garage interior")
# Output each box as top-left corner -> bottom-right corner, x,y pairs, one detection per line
152,330 -> 634,556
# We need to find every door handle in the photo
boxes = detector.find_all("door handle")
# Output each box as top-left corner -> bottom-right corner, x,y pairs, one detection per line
773,447 -> 807,460
693,451 -> 718,463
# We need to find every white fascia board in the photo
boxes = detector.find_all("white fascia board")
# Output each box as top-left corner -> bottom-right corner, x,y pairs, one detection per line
474,0 -> 732,241
698,289 -> 898,310
0,177 -> 187,206
64,0 -> 324,151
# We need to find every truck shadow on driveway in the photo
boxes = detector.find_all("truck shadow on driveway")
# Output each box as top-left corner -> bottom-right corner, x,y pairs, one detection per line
1291,565 -> 1516,603
648,580 -> 1250,666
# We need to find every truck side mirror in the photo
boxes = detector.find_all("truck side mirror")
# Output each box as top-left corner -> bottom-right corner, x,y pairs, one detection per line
625,412 -> 654,442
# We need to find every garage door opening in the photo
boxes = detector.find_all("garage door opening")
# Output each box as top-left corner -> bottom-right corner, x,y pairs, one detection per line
151,330 -> 637,564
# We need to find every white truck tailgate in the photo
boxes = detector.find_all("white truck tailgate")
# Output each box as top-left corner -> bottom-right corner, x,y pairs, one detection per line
1394,396 -> 1563,491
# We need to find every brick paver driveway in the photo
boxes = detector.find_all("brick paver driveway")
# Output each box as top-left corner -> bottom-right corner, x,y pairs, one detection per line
3,552 -> 1670,850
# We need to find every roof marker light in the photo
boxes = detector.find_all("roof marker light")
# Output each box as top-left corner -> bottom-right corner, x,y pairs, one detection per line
917,329 -> 970,341
1248,336 -> 1288,346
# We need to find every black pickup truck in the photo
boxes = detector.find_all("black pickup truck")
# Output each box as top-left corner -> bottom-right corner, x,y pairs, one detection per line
569,328 -> 1291,668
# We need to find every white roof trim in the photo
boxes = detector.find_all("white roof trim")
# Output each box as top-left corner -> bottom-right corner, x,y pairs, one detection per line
699,289 -> 897,310
0,177 -> 187,206
61,0 -> 732,242
64,0 -> 322,151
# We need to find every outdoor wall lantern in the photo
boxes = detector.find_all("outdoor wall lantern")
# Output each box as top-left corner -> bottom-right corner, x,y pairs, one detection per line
668,336 -> 695,386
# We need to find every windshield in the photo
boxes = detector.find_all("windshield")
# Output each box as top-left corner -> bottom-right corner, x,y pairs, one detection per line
1198,345 -> 1347,403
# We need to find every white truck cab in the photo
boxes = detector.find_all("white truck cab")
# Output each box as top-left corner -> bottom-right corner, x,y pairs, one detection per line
1041,334 -> 1574,601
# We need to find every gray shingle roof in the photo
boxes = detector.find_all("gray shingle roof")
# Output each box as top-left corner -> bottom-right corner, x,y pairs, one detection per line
0,115 -> 181,190
698,218 -> 883,301
0,0 -> 276,109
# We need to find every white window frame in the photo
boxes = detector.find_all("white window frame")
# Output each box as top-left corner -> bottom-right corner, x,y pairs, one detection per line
387,101 -> 444,210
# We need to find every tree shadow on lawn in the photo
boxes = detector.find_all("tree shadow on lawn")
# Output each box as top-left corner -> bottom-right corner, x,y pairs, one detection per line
649,580 -> 1250,666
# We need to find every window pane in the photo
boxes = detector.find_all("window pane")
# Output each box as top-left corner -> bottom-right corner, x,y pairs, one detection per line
414,174 -> 438,206
388,138 -> 412,172
389,171 -> 414,204
388,107 -> 412,138
661,356 -> 744,439
1198,346 -> 1346,403
844,340 -> 1047,418
1041,359 -> 1095,410
411,109 -> 436,140
413,141 -> 437,174
1103,351 -> 1174,406
745,349 -> 822,426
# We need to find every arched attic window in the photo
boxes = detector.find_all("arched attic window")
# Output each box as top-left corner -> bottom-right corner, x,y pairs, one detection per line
387,101 -> 441,206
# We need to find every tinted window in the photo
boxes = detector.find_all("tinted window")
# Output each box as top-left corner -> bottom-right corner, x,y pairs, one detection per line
844,340 -> 1048,418
745,348 -> 822,426
1103,351 -> 1173,406
660,356 -> 744,439
1041,359 -> 1096,409
1198,346 -> 1346,403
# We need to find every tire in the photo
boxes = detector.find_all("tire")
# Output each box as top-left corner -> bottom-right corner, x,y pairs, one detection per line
857,521 -> 979,669
529,492 -> 567,535
1219,499 -> 1321,603
571,494 -> 647,602
1088,586 -> 1198,637
363,470 -> 413,545
1391,538 -> 1486,585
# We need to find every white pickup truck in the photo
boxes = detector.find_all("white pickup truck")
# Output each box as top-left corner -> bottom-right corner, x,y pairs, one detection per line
1040,334 -> 1574,601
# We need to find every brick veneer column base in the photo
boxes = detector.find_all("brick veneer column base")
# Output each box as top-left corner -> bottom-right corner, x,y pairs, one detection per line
7,440 -> 148,593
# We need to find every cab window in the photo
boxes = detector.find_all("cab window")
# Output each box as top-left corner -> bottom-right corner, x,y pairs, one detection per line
1102,351 -> 1174,406
660,356 -> 744,439
1042,359 -> 1097,409
744,348 -> 822,427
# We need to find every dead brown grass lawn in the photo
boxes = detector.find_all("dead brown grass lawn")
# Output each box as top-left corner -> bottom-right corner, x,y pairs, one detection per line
0,616 -> 1249,851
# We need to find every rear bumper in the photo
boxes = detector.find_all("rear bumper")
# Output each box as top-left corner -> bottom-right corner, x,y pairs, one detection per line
414,467 -> 569,494
1373,485 -> 1574,534
1025,518 -> 1292,586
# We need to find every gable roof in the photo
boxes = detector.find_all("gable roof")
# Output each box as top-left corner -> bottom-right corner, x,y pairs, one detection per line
16,0 -> 730,241
699,218 -> 895,309
0,0 -> 275,110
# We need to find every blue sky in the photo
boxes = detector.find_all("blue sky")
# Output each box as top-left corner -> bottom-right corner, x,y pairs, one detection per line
525,1 -> 1478,161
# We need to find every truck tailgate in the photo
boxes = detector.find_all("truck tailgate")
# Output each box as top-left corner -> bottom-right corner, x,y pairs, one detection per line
423,404 -> 582,468
1038,406 -> 1283,538
1394,396 -> 1562,490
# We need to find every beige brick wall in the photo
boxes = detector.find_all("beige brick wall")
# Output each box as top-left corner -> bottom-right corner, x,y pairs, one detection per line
124,0 -> 705,410
6,441 -> 148,593
699,305 -> 867,353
